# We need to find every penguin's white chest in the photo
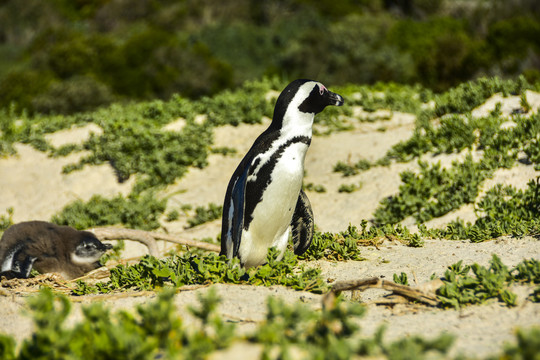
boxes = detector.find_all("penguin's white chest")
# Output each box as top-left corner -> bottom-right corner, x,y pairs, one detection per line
240,142 -> 308,267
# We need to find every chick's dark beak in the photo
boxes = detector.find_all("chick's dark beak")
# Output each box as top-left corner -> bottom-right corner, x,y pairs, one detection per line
327,91 -> 344,106
103,243 -> 114,250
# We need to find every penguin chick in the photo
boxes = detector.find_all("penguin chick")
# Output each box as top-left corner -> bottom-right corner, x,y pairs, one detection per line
0,221 -> 113,280
220,79 -> 344,267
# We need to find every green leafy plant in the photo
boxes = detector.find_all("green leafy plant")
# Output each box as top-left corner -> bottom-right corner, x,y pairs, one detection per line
210,146 -> 237,155
51,193 -> 167,231
73,248 -> 327,295
511,258 -> 540,285
2,285 -> 538,360
434,76 -> 532,116
408,233 -> 425,247
393,272 -> 409,286
0,286 -> 462,360
303,182 -> 327,193
70,118 -> 212,193
0,207 -> 14,232
334,159 -> 371,177
378,102 -> 540,236
307,221 -> 428,253
520,92 -> 532,113
298,227 -> 364,262
165,209 -> 180,222
253,295 -> 366,358
186,203 -> 223,228
532,287 -> 540,303
437,255 -> 540,309
253,295 -> 454,360
421,179 -> 540,242
338,182 -> 363,193
374,155 -> 494,225
1,287 -> 237,359
498,327 -> 540,360
194,77 -> 278,126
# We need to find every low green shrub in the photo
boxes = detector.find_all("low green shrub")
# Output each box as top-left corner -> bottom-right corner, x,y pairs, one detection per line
186,203 -> 223,228
51,193 -> 166,231
0,286 -> 464,360
299,227 -> 364,261
421,179 -> 540,242
73,248 -> 327,295
333,159 -> 371,177
437,255 -> 540,308
374,155 -> 493,225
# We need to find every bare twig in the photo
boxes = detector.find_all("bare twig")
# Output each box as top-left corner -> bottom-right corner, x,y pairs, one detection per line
322,277 -> 441,309
89,227 -> 221,256
67,284 -> 212,302
72,267 -> 111,282
0,273 -> 73,295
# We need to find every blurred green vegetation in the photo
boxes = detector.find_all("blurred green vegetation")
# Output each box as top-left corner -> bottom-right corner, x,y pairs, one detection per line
0,0 -> 539,114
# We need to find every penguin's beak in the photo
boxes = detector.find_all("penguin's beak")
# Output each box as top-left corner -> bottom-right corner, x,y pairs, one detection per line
103,243 -> 114,250
327,91 -> 344,106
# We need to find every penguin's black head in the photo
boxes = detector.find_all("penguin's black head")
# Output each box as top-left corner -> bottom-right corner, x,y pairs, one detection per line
297,80 -> 344,114
273,79 -> 344,124
72,233 -> 113,264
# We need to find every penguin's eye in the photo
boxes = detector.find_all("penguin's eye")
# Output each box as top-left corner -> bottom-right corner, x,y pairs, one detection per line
318,84 -> 326,95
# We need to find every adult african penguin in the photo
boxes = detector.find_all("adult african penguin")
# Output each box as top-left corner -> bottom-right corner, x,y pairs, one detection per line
220,79 -> 344,267
0,221 -> 113,279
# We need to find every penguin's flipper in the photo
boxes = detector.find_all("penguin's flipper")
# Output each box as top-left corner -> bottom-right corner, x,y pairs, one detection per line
221,166 -> 249,259
8,253 -> 37,279
231,169 -> 249,258
16,256 -> 38,278
1,243 -> 36,278
291,189 -> 314,255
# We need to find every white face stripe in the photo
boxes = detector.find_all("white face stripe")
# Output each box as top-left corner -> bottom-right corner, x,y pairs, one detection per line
281,81 -> 320,132
247,81 -> 319,183
71,252 -> 101,265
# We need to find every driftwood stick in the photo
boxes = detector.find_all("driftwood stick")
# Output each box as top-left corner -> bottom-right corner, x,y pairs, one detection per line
90,228 -> 160,256
89,227 -> 221,256
323,277 -> 440,308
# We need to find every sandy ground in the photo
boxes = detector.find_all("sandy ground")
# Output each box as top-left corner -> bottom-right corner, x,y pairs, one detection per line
0,92 -> 539,358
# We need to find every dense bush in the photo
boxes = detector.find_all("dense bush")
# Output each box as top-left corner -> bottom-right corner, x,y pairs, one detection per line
32,76 -> 113,114
1,0 -> 539,114
279,14 -> 415,85
0,70 -> 54,112
387,17 -> 475,90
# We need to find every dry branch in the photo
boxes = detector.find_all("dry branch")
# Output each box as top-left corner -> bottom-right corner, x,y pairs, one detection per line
89,227 -> 221,256
323,277 -> 441,309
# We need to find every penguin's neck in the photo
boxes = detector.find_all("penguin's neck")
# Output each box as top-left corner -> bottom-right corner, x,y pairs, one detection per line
279,111 -> 314,139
